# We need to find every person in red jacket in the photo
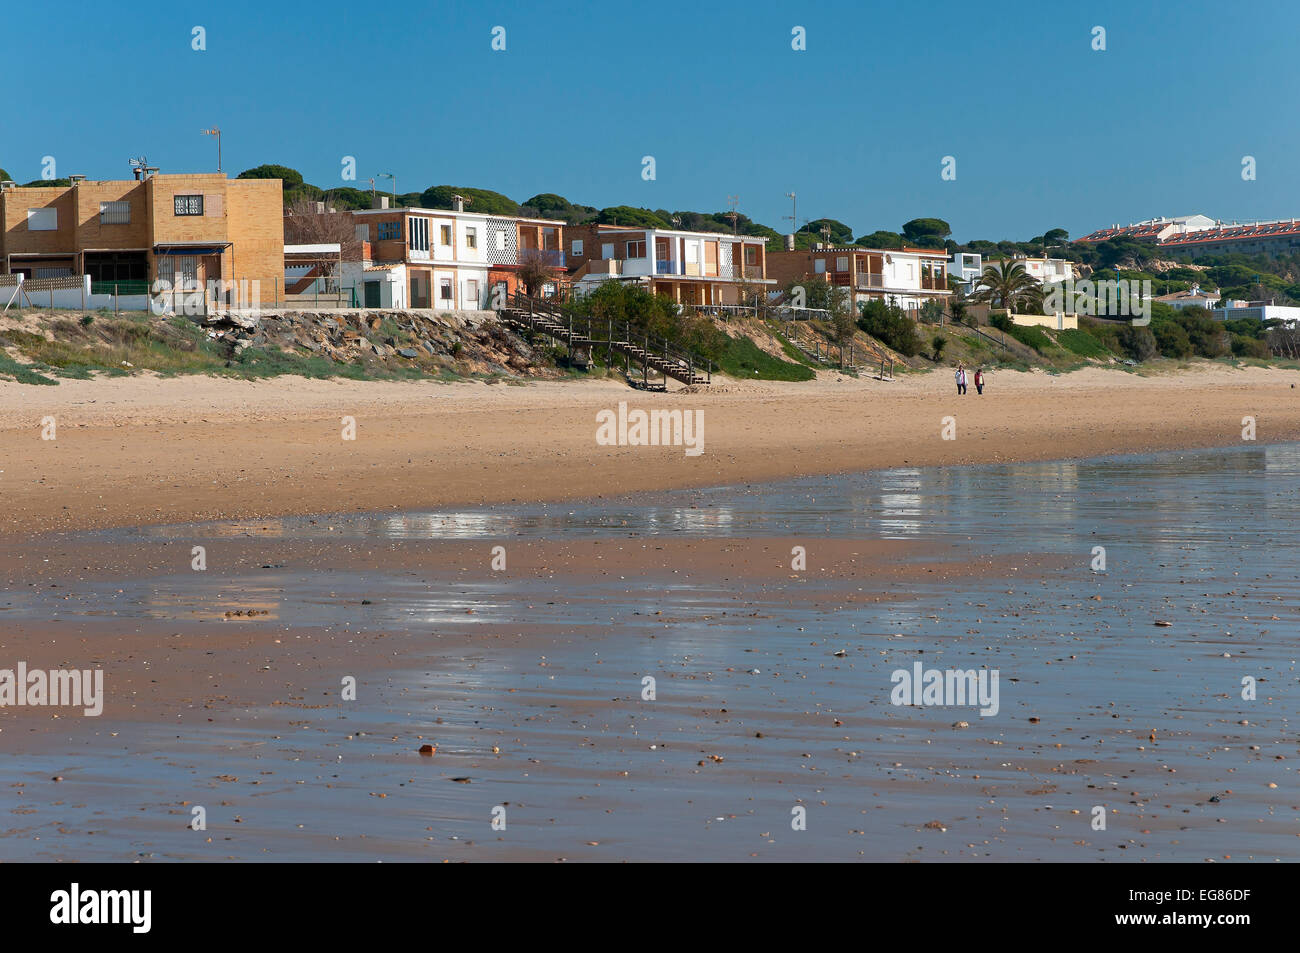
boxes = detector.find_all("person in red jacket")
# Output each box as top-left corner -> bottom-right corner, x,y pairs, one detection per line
974,367 -> 985,395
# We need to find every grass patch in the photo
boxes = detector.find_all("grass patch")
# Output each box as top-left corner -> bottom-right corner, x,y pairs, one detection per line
0,351 -> 57,385
1005,324 -> 1052,352
1057,328 -> 1111,358
714,335 -> 815,381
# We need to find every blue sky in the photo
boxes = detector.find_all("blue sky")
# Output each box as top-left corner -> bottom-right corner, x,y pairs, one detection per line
5,0 -> 1297,243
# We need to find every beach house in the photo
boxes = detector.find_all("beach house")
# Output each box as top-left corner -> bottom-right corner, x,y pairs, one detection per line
766,245 -> 951,314
0,166 -> 283,307
348,198 -> 567,310
564,224 -> 773,308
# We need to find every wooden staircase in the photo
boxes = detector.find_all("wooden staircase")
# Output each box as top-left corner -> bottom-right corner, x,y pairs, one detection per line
499,292 -> 712,388
779,319 -> 894,377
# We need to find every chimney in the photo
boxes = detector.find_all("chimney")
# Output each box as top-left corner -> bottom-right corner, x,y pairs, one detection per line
69,174 -> 85,185
372,194 -> 389,210
783,234 -> 795,251
453,194 -> 465,212
0,180 -> 16,192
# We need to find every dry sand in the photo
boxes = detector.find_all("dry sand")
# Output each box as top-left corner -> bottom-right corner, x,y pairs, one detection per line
1,363 -> 1297,536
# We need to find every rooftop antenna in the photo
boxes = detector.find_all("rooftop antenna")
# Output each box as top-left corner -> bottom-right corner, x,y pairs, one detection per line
201,127 -> 222,173
784,192 -> 797,236
129,156 -> 150,181
726,195 -> 740,234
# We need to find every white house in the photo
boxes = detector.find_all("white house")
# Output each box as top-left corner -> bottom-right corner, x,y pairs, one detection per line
1155,285 -> 1220,311
768,245 -> 950,313
1212,301 -> 1300,326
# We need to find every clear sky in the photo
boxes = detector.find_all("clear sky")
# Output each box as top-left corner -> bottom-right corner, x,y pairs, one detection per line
5,0 -> 1297,243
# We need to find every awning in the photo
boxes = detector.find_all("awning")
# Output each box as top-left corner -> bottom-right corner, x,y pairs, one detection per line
154,243 -> 231,256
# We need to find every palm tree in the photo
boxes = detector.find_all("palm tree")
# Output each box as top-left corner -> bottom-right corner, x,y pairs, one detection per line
971,260 -> 1043,313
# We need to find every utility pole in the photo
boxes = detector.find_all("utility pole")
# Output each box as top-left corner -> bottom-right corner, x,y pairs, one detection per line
727,195 -> 740,234
201,127 -> 221,173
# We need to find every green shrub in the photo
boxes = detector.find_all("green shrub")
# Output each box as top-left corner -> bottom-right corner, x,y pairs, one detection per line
1153,319 -> 1193,358
858,299 -> 921,356
1232,334 -> 1271,359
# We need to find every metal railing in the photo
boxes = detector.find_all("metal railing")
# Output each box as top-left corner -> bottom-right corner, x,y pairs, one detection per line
503,291 -> 713,386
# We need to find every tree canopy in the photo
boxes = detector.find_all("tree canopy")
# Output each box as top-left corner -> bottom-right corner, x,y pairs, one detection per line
237,164 -> 304,188
902,218 -> 952,244
420,186 -> 519,215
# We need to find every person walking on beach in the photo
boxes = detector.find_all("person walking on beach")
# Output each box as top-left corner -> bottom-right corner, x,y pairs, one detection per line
955,363 -> 967,395
974,367 -> 984,395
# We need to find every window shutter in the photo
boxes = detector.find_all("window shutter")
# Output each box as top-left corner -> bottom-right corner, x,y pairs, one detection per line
205,193 -> 223,217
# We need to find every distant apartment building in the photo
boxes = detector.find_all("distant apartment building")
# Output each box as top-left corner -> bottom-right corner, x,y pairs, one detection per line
347,200 -> 566,310
1157,220 -> 1300,260
1076,214 -> 1300,259
0,169 -> 283,300
766,245 -> 950,313
565,224 -> 772,305
1075,215 -> 1217,245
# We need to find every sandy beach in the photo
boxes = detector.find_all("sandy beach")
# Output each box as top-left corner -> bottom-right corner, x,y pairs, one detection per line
2,366 -> 1298,862
1,363 -> 1298,536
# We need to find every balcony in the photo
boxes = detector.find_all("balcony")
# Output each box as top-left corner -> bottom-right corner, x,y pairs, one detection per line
656,259 -> 679,275
521,248 -> 566,268
742,265 -> 764,279
857,274 -> 885,289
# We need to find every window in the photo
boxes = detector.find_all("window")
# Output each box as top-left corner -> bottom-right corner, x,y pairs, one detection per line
836,256 -> 849,272
495,230 -> 507,251
377,221 -> 400,241
465,279 -> 479,305
601,243 -> 614,259
26,208 -> 57,231
408,217 -> 429,253
355,224 -> 371,242
174,194 -> 204,216
744,245 -> 756,265
439,277 -> 453,301
99,201 -> 130,225
814,258 -> 826,273
465,227 -> 477,249
572,239 -> 583,256
440,224 -> 452,245
626,240 -> 646,258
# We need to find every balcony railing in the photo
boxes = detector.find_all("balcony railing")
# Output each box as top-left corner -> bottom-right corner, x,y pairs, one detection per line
857,274 -> 885,289
521,248 -> 566,267
655,259 -> 678,275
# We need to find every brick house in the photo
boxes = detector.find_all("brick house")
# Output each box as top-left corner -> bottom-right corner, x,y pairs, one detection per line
0,169 -> 282,304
